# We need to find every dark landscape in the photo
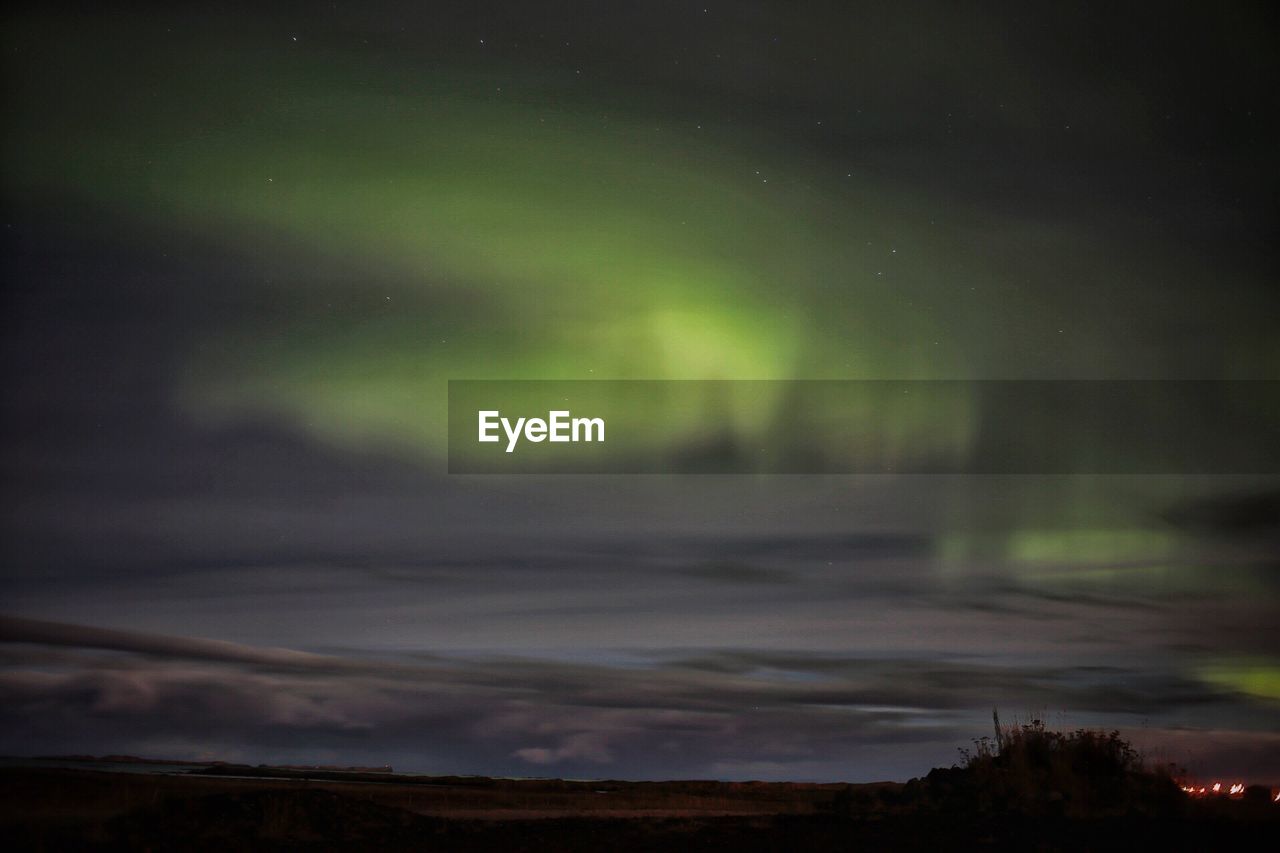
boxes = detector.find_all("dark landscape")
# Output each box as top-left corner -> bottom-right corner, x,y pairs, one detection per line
5,724 -> 1278,851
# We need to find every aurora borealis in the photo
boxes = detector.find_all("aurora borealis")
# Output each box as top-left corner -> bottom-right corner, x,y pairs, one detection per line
2,1 -> 1279,781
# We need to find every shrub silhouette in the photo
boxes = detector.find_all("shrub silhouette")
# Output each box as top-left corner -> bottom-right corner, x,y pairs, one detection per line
914,715 -> 1184,817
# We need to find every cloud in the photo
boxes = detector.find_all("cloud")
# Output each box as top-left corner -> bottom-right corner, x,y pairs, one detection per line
0,615 -> 343,670
514,732 -> 615,766
3,615 -> 1278,781
674,562 -> 793,585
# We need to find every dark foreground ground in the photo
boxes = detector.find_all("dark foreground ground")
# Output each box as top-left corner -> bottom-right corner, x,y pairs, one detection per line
2,765 -> 1277,851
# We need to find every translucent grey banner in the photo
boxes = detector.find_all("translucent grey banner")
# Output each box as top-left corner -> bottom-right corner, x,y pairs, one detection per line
447,380 -> 1280,474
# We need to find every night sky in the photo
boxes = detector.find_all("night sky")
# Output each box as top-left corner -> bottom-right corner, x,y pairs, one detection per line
2,1 -> 1279,782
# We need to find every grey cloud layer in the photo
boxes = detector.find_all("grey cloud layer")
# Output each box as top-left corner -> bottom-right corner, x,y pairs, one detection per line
3,615 -> 1277,781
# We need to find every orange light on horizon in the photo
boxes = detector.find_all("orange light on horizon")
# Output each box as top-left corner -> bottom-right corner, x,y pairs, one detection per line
1178,780 -> 1256,800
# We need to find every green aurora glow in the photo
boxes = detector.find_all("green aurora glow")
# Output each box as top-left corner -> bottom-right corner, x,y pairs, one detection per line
4,17 -> 1275,528
9,18 -> 1277,466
